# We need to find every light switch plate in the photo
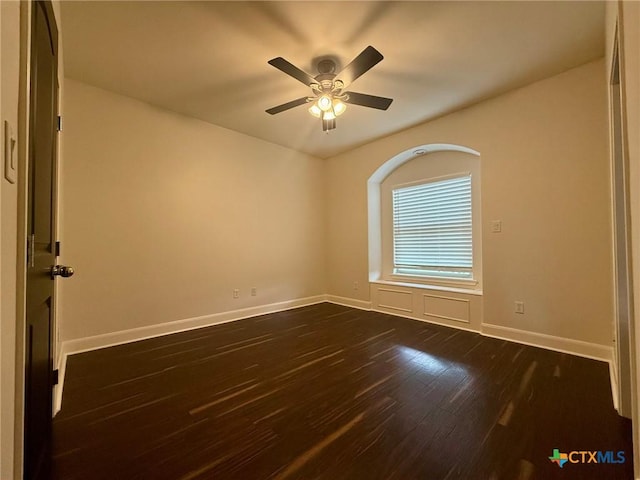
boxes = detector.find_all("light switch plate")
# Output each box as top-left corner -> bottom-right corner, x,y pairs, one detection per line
4,121 -> 17,184
491,220 -> 502,233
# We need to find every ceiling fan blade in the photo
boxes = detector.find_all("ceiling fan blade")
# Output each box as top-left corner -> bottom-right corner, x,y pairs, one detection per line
266,97 -> 309,115
336,46 -> 384,87
344,92 -> 393,110
268,57 -> 317,86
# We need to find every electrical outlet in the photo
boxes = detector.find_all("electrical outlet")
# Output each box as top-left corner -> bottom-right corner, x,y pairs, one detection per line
353,281 -> 359,291
515,301 -> 524,314
251,287 -> 257,296
233,289 -> 239,299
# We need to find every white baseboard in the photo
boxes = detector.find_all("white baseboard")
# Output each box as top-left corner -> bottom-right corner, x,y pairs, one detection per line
481,322 -> 613,363
53,343 -> 68,416
608,360 -> 620,412
61,295 -> 611,365
54,295 -> 327,414
608,350 -> 620,412
55,295 -> 617,417
325,295 -> 372,311
62,295 -> 327,357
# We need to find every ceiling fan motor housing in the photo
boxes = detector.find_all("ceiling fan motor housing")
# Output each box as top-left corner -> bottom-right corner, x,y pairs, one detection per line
317,58 -> 337,74
315,59 -> 340,86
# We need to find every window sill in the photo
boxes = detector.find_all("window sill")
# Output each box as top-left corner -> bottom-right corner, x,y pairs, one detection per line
372,279 -> 483,296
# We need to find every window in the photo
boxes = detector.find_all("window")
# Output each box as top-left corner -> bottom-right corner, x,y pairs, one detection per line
371,146 -> 481,291
392,174 -> 473,280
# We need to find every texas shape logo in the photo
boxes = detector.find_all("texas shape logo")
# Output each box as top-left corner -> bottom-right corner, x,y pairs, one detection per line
549,449 -> 569,468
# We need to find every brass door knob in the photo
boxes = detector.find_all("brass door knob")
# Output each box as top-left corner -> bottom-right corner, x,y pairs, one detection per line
51,265 -> 74,279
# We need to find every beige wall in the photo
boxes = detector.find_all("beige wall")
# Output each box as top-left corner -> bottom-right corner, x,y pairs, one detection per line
326,59 -> 613,347
1,1 -> 22,477
60,78 -> 326,341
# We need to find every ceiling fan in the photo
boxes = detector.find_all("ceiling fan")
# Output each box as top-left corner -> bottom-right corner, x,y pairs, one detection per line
266,46 -> 393,132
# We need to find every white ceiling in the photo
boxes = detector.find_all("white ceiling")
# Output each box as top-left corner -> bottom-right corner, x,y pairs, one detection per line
61,1 -> 605,159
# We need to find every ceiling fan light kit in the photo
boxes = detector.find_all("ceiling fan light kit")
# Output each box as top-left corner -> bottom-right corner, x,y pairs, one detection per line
308,95 -> 346,124
266,46 -> 393,132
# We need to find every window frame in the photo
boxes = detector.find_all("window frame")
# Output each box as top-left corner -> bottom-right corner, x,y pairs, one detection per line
370,145 -> 482,294
391,172 -> 474,284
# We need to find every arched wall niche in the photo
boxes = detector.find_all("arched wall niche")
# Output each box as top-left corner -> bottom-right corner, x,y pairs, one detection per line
367,143 -> 481,282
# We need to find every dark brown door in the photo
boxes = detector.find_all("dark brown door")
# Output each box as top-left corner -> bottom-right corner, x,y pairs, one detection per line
24,1 -> 58,478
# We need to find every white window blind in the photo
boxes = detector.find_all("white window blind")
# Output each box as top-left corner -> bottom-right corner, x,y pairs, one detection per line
392,175 -> 472,279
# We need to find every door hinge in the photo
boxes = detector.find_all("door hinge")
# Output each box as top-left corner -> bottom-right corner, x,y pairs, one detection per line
28,234 -> 35,268
52,369 -> 59,386
57,115 -> 62,132
55,241 -> 61,257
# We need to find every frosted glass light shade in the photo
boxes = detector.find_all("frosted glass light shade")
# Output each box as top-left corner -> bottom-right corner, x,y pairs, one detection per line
308,104 -> 322,118
317,95 -> 332,111
322,110 -> 336,121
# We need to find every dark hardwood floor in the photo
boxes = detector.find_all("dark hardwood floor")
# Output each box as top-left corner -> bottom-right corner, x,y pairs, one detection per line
52,303 -> 633,479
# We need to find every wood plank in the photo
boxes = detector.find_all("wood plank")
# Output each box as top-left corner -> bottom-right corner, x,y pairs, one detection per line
52,303 -> 634,479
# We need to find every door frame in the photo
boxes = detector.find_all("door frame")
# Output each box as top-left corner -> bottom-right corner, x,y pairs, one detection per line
607,6 -> 639,476
609,21 -> 634,420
